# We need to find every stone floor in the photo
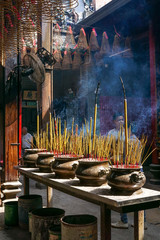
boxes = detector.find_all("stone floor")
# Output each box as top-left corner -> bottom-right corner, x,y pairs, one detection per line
0,169 -> 160,240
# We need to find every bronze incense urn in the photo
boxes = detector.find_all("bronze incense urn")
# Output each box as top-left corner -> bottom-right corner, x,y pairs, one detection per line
75,159 -> 109,186
23,149 -> 46,167
51,154 -> 83,178
36,152 -> 55,173
107,166 -> 146,192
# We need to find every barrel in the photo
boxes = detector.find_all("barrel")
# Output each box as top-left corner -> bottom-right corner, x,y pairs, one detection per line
61,215 -> 97,240
49,225 -> 61,240
31,208 -> 65,240
18,194 -> 42,229
4,201 -> 18,226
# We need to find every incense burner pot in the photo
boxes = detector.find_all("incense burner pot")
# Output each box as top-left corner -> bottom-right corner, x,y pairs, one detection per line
51,155 -> 83,178
23,149 -> 46,167
36,152 -> 55,172
75,159 -> 109,186
107,166 -> 146,192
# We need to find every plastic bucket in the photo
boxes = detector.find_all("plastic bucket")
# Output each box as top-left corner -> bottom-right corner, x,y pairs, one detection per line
49,225 -> 61,240
18,194 -> 42,229
4,201 -> 18,226
61,214 -> 97,240
31,208 -> 65,240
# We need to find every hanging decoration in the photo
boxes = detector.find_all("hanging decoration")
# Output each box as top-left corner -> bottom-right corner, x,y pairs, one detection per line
89,28 -> 99,52
63,26 -> 76,51
72,51 -> 81,69
61,48 -> 72,70
123,37 -> 133,58
77,28 -> 88,54
100,32 -> 110,56
0,0 -> 78,59
112,34 -> 121,54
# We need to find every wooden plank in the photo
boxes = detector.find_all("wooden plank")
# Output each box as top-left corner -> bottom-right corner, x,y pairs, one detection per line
24,176 -> 29,195
101,204 -> 111,240
47,186 -> 53,207
134,211 -> 144,240
5,100 -> 19,182
14,167 -> 160,211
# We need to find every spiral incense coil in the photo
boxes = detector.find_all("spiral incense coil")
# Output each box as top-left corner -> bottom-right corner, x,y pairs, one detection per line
0,0 -> 78,58
63,26 -> 76,50
100,32 -> 110,56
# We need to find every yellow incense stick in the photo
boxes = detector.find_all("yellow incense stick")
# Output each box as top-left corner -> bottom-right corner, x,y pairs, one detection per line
37,114 -> 39,148
50,112 -> 52,151
93,103 -> 97,152
89,117 -> 92,154
46,122 -> 48,150
59,118 -> 61,153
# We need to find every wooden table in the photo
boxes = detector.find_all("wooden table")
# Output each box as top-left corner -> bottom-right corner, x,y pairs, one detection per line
15,166 -> 160,240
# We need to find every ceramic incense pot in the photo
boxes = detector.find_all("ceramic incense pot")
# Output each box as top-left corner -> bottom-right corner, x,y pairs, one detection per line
107,166 -> 146,192
75,159 -> 109,186
51,154 -> 83,179
36,152 -> 55,172
23,149 -> 46,167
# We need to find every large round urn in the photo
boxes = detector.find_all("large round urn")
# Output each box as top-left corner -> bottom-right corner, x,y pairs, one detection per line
76,159 -> 109,186
36,152 -> 55,173
23,149 -> 46,167
51,154 -> 83,179
107,166 -> 146,192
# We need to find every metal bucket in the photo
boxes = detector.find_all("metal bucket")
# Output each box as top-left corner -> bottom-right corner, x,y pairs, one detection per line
31,208 -> 65,240
49,225 -> 61,240
4,201 -> 18,226
18,194 -> 42,229
61,215 -> 97,240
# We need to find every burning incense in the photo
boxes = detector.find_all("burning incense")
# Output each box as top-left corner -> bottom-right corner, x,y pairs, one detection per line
93,82 -> 100,152
89,117 -> 92,155
59,118 -> 61,153
50,112 -> 52,151
72,118 -> 74,136
46,122 -> 48,150
120,76 -> 128,164
113,136 -> 116,165
37,101 -> 39,148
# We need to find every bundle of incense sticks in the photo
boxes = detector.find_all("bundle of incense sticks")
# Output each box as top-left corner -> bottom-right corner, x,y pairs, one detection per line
33,116 -> 153,165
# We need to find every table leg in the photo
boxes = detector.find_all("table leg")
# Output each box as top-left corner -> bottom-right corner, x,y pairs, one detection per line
47,186 -> 53,207
101,204 -> 111,240
24,176 -> 29,195
134,210 -> 144,240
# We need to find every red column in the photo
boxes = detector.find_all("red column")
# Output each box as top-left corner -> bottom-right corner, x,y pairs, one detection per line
19,94 -> 22,160
149,21 -> 159,164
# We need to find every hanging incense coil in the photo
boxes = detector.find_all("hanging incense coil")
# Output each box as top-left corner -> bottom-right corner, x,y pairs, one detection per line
53,49 -> 62,69
72,50 -> 81,69
123,37 -> 133,58
89,28 -> 100,52
112,34 -> 121,54
62,49 -> 72,70
0,0 -> 79,59
63,26 -> 76,50
77,28 -> 88,53
53,24 -> 63,50
100,32 -> 110,56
